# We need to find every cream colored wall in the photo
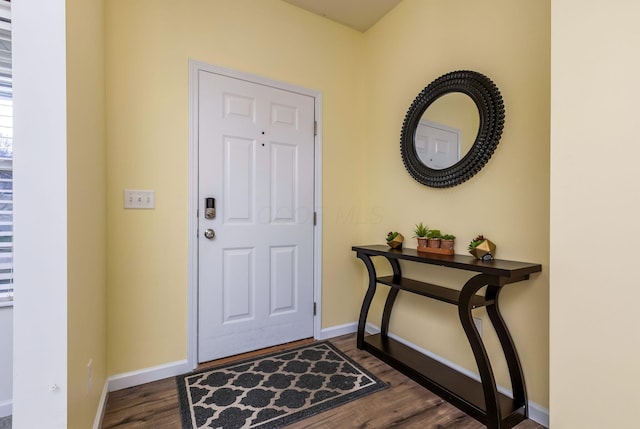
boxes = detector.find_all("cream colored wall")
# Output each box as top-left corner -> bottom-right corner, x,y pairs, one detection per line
361,0 -> 550,408
66,0 -> 107,427
550,0 -> 640,426
105,0 -> 365,373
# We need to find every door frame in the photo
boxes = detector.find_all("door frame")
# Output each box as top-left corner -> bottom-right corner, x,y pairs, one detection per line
187,60 -> 323,369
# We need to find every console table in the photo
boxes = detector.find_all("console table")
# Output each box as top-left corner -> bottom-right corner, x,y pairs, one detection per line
352,245 -> 541,429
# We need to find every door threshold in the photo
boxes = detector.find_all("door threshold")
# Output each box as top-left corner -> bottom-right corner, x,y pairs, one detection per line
197,337 -> 315,370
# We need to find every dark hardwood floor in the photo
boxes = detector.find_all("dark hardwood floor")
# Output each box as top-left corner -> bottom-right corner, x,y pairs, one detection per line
101,334 -> 546,429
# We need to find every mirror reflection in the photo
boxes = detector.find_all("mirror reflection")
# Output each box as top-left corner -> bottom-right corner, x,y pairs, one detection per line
414,93 -> 480,169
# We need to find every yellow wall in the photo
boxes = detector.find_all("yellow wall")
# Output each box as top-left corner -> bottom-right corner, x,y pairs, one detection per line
103,0 -> 550,412
550,0 -> 640,426
66,0 -> 107,426
361,0 -> 550,408
104,0 -> 366,373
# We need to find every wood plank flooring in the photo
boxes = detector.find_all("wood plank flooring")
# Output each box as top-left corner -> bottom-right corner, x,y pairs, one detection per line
101,334 -> 546,429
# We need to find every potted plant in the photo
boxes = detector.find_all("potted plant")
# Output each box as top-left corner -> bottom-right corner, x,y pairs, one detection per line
468,234 -> 496,260
386,231 -> 404,249
441,234 -> 456,251
426,229 -> 442,248
413,222 -> 429,249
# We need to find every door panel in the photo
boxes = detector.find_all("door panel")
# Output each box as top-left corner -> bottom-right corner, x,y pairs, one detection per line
222,248 -> 254,322
271,143 -> 297,223
270,245 -> 296,313
198,70 -> 315,362
224,136 -> 254,223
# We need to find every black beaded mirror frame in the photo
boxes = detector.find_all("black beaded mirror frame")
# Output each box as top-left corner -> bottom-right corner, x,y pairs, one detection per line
400,70 -> 505,188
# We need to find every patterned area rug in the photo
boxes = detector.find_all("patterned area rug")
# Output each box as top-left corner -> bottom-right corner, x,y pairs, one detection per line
176,341 -> 387,429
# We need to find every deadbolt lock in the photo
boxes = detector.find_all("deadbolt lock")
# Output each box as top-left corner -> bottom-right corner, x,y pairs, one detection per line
205,197 -> 216,219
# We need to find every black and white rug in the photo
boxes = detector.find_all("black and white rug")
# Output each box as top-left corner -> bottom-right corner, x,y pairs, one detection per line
176,341 -> 387,429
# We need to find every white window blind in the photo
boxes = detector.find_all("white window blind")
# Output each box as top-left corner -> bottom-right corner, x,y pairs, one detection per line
0,11 -> 12,303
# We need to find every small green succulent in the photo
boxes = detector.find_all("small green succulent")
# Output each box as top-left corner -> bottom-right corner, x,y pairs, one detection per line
468,235 -> 487,250
413,222 -> 429,238
386,231 -> 399,241
426,229 -> 442,239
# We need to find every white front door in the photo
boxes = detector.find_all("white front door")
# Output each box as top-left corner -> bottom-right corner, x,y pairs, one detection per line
415,119 -> 461,169
197,70 -> 315,362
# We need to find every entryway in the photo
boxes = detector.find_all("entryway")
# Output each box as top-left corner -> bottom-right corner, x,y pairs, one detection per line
188,62 -> 322,364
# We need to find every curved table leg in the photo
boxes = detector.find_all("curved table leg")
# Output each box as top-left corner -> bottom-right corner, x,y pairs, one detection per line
381,257 -> 401,339
486,285 -> 528,417
355,251 -> 378,349
459,274 -> 501,429
381,289 -> 398,339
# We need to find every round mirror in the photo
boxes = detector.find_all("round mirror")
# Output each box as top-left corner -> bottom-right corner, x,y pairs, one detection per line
400,70 -> 505,188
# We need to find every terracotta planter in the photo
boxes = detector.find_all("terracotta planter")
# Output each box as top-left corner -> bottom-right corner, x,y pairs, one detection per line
416,237 -> 427,248
441,239 -> 455,251
427,238 -> 441,248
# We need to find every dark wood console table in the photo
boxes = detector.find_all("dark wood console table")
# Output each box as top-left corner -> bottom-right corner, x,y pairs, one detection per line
352,245 -> 541,429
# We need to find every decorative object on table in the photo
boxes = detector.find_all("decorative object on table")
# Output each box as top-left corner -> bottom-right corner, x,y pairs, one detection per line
415,226 -> 454,255
441,234 -> 456,251
412,222 -> 429,250
426,229 -> 442,248
468,235 -> 496,261
176,341 -> 387,429
386,231 -> 404,249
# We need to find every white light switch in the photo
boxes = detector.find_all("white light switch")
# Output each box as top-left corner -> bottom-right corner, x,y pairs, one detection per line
124,189 -> 155,209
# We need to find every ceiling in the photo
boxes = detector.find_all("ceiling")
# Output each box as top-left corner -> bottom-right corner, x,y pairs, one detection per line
282,0 -> 403,32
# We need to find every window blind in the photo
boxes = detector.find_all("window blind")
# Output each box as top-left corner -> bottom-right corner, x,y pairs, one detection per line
0,22 -> 12,302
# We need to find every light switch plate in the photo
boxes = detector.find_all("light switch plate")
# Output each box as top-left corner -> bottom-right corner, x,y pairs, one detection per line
124,189 -> 155,209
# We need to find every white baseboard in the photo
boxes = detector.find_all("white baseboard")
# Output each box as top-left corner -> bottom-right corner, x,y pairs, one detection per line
102,324 -> 357,396
364,322 -> 549,427
107,359 -> 190,392
92,360 -> 190,428
0,399 -> 11,418
529,402 -> 550,428
317,322 -> 357,340
92,381 -> 109,429
104,324 -> 357,395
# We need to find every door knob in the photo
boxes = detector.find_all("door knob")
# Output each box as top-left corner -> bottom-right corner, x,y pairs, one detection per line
204,229 -> 215,239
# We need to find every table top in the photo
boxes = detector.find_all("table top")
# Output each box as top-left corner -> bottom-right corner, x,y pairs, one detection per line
352,245 -> 542,278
